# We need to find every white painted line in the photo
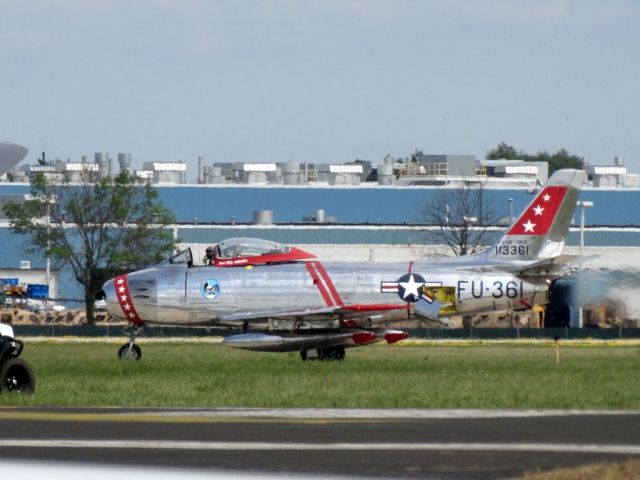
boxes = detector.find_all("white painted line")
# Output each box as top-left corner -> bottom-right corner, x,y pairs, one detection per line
0,439 -> 639,455
145,408 -> 640,419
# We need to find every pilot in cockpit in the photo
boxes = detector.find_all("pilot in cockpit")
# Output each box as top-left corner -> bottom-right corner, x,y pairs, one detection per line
203,246 -> 215,265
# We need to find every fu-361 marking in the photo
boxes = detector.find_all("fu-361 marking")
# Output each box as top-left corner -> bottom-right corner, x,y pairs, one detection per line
457,280 -> 524,299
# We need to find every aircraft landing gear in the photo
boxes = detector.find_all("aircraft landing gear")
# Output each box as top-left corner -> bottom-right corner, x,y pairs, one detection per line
118,325 -> 144,361
319,345 -> 345,361
300,345 -> 346,362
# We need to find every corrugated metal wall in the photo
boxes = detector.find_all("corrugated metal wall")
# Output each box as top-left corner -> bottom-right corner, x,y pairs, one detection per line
3,183 -> 640,225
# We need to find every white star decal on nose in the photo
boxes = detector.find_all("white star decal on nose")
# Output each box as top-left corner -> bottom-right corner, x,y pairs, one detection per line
533,205 -> 544,216
523,220 -> 536,232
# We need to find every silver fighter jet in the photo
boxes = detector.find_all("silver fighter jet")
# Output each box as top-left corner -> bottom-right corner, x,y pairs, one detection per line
104,169 -> 587,361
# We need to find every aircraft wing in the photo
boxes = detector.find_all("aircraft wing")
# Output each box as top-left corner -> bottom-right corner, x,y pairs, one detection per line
218,306 -> 339,323
217,303 -> 408,324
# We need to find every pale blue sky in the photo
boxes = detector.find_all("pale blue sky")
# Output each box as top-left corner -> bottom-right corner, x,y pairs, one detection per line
1,0 -> 638,179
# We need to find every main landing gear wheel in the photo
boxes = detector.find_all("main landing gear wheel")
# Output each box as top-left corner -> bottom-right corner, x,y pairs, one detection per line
0,358 -> 36,394
299,347 -> 345,362
118,343 -> 142,361
318,345 -> 346,361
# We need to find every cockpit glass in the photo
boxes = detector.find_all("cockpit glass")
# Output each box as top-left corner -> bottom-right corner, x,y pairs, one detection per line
168,248 -> 193,266
216,237 -> 290,259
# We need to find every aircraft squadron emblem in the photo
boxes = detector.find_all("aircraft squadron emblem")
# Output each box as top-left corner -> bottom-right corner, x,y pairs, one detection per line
201,279 -> 221,299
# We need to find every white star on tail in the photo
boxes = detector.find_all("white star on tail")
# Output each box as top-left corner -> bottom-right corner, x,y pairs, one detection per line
533,205 -> 544,216
543,194 -> 551,202
399,274 -> 423,300
523,220 -> 536,232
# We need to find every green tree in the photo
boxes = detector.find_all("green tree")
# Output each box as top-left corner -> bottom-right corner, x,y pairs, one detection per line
4,171 -> 177,324
486,142 -> 519,160
486,143 -> 583,174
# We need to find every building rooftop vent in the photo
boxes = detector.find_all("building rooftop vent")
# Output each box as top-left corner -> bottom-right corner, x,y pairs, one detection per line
28,165 -> 57,173
242,163 -> 277,172
143,162 -> 187,172
499,165 -> 538,175
61,163 -> 99,172
329,164 -> 363,174
589,166 -> 627,175
135,170 -> 154,179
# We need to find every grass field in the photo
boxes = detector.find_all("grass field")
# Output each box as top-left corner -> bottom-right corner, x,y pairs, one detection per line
1,340 -> 639,408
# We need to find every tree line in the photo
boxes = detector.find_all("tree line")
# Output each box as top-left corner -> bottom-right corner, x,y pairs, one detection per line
486,142 -> 583,174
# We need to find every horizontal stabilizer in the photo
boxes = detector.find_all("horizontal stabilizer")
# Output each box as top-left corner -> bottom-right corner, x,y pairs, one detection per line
502,254 -> 596,277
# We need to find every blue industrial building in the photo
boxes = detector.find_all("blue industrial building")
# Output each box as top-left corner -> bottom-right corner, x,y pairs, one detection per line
1,183 -> 639,225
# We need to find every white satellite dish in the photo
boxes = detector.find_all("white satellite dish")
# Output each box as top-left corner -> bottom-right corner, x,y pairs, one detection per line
0,141 -> 28,175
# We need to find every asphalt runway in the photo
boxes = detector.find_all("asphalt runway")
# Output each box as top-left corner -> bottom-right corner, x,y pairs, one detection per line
0,408 -> 638,479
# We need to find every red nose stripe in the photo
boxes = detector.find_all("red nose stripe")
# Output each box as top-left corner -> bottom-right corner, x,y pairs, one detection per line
114,275 -> 143,325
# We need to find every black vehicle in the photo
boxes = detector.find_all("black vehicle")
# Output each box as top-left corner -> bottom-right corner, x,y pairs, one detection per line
0,324 -> 35,394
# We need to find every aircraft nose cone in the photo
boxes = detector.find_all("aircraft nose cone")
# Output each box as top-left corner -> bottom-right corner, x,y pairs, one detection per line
103,270 -> 158,324
102,278 -> 122,320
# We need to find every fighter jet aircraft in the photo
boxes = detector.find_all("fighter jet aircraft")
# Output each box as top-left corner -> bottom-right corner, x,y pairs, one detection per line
103,169 -> 586,361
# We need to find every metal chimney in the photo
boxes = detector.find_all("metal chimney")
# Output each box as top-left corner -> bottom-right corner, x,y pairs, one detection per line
118,153 -> 132,172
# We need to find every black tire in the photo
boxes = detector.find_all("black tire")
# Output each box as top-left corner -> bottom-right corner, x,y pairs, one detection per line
0,358 -> 36,394
118,343 -> 142,361
300,350 -> 308,362
318,346 -> 346,361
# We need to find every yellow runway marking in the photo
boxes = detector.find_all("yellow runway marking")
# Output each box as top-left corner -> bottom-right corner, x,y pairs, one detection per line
0,409 -> 383,425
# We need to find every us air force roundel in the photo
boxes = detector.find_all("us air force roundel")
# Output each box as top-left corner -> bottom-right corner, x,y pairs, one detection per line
397,273 -> 426,303
201,279 -> 221,299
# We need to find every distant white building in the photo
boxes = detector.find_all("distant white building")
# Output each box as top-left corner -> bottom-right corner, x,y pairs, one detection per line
141,162 -> 187,184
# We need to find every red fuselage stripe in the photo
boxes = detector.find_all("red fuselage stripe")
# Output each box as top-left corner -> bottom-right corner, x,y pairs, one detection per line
312,261 -> 344,307
305,261 -> 334,307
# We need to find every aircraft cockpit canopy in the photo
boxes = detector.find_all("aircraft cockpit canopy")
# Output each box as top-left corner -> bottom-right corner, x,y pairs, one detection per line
206,237 -> 316,266
167,247 -> 193,267
216,237 -> 290,259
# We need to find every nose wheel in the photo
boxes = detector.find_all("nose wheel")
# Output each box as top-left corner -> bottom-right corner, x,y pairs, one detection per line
118,343 -> 142,360
118,325 -> 144,361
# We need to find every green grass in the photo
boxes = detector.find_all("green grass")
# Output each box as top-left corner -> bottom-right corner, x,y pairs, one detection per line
1,341 -> 639,408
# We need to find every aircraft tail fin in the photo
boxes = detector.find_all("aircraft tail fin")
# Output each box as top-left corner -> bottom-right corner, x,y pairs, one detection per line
485,169 -> 586,262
